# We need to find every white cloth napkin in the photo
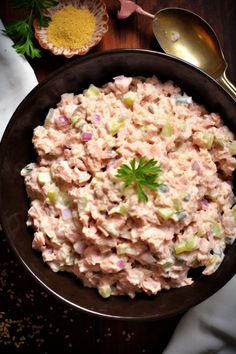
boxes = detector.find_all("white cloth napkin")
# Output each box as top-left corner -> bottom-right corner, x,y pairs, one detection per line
163,275 -> 236,354
0,19 -> 38,141
0,19 -> 38,233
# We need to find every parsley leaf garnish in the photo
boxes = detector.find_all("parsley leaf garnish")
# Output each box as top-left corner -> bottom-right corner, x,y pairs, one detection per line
3,0 -> 58,58
116,157 -> 161,202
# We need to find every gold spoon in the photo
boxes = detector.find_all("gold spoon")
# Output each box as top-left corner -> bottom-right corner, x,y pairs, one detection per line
152,8 -> 236,100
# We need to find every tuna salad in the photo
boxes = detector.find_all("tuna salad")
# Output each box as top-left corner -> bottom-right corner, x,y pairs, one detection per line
21,75 -> 236,298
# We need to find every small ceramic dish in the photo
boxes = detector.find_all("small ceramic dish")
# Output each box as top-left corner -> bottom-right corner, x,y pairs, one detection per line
34,0 -> 109,58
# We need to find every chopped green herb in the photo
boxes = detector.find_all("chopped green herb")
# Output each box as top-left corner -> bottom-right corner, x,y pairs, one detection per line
116,157 -> 161,202
3,0 -> 58,58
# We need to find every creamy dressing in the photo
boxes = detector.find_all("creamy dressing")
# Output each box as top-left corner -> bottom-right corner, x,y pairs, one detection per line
21,76 -> 236,298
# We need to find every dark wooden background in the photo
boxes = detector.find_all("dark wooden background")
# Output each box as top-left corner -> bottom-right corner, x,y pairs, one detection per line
0,1 -> 235,353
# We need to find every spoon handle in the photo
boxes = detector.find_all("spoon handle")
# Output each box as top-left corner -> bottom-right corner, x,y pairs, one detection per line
217,71 -> 236,101
135,7 -> 155,19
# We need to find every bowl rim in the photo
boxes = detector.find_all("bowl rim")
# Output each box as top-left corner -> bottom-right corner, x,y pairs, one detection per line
1,48 -> 236,321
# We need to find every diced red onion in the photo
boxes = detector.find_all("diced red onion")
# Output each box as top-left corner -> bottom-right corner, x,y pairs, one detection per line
93,113 -> 101,123
192,160 -> 201,172
107,159 -> 116,170
116,259 -> 126,269
61,207 -> 72,220
113,75 -> 125,80
58,115 -> 68,125
201,199 -> 209,208
81,132 -> 92,142
74,241 -> 88,255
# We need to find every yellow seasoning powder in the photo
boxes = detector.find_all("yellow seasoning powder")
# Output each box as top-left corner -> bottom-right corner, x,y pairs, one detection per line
47,6 -> 96,49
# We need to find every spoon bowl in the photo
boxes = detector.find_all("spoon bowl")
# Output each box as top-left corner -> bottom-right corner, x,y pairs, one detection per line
152,8 -> 236,99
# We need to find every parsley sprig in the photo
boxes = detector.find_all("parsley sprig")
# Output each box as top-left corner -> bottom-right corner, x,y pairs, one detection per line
3,0 -> 58,58
116,157 -> 161,202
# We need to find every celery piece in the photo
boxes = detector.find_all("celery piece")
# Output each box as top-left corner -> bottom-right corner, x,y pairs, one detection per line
156,207 -> 173,220
38,171 -> 51,185
65,255 -> 75,266
85,84 -> 100,97
119,206 -> 128,216
185,236 -> 198,251
214,135 -> 225,147
47,186 -> 59,205
98,285 -> 111,298
228,141 -> 236,155
174,243 -> 187,255
108,117 -> 125,136
232,205 -> 236,222
45,108 -> 54,124
70,112 -> 82,125
174,236 -> 198,254
203,132 -> 214,149
208,254 -> 218,265
172,198 -> 182,212
122,91 -> 137,107
117,244 -> 128,255
161,123 -> 174,137
212,221 -> 223,238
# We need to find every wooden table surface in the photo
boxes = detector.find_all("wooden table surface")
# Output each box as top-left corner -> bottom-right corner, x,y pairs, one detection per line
0,1 -> 235,354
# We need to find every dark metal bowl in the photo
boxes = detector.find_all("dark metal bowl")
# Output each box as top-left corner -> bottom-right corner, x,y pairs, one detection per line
0,49 -> 236,320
